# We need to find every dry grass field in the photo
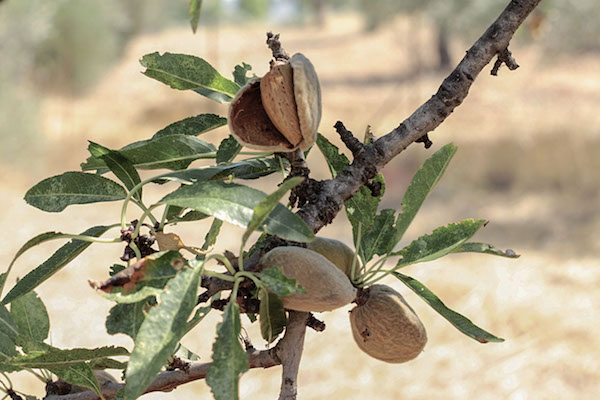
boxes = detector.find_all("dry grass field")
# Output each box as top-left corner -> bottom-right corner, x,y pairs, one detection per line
1,13 -> 599,399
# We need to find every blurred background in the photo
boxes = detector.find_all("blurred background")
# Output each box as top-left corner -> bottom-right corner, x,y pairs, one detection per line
1,0 -> 599,399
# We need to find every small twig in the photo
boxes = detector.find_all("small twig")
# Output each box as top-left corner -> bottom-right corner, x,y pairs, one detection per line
334,121 -> 366,159
365,180 -> 383,197
415,133 -> 433,149
491,47 -> 519,76
306,313 -> 326,332
166,357 -> 189,373
266,32 -> 290,62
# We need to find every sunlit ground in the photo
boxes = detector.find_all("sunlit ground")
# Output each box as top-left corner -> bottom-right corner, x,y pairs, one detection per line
1,13 -> 599,399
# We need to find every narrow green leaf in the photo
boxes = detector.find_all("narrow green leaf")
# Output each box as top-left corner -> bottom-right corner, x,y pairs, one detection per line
100,286 -> 163,304
394,143 -> 457,243
10,290 -> 49,343
153,114 -> 226,139
393,219 -> 486,268
2,226 -> 111,305
2,231 -> 81,298
160,181 -> 314,242
15,335 -> 53,355
0,274 -> 6,296
88,142 -> 142,200
109,264 -> 126,276
49,363 -> 103,399
392,272 -> 504,343
174,342 -> 200,362
82,135 -> 216,171
0,342 -> 19,374
140,52 -> 240,99
0,306 -> 19,341
202,218 -> 223,251
232,63 -> 253,86
316,133 -> 349,177
193,88 -> 234,103
24,172 -> 126,212
5,346 -> 129,368
0,332 -> 18,362
165,206 -> 185,222
89,357 -> 127,370
173,210 -> 209,223
206,301 -> 248,400
259,267 -> 305,298
452,242 -> 520,258
0,334 -> 17,356
211,158 -> 283,180
186,304 -> 213,334
359,208 -> 397,263
160,158 -> 282,186
345,173 -> 386,241
106,302 -> 147,340
216,135 -> 242,164
242,177 -> 304,245
258,290 -> 285,344
189,0 -> 202,33
124,265 -> 202,400
97,251 -> 183,299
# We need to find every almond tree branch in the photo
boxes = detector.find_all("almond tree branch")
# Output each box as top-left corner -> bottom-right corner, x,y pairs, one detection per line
43,313 -> 311,400
298,0 -> 543,232
44,348 -> 277,400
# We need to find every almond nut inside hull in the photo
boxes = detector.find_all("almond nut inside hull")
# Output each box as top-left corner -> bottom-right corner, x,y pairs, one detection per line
260,62 -> 303,147
229,80 -> 293,150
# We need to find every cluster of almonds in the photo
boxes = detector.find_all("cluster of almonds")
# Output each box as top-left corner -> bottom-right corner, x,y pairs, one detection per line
234,52 -> 426,362
261,238 -> 427,363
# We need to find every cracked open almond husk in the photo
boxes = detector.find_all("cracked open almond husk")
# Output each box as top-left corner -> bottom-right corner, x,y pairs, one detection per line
228,53 -> 322,152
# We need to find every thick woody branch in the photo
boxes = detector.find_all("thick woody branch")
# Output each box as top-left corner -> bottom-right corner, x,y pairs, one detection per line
276,311 -> 309,400
44,312 -> 312,400
298,0 -> 542,232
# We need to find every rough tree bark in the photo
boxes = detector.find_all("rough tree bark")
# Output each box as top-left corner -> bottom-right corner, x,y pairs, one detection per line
45,0 -> 542,399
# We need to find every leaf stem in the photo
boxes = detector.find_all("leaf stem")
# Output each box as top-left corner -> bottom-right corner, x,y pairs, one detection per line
59,234 -> 122,244
158,205 -> 171,230
277,155 -> 288,179
0,372 -> 11,391
358,253 -> 395,286
23,368 -> 47,383
350,222 -> 362,284
201,270 -> 236,282
131,198 -> 159,226
128,241 -> 143,260
206,254 -> 236,275
234,271 -> 264,291
0,223 -> 123,299
131,204 -> 162,239
231,277 -> 243,300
